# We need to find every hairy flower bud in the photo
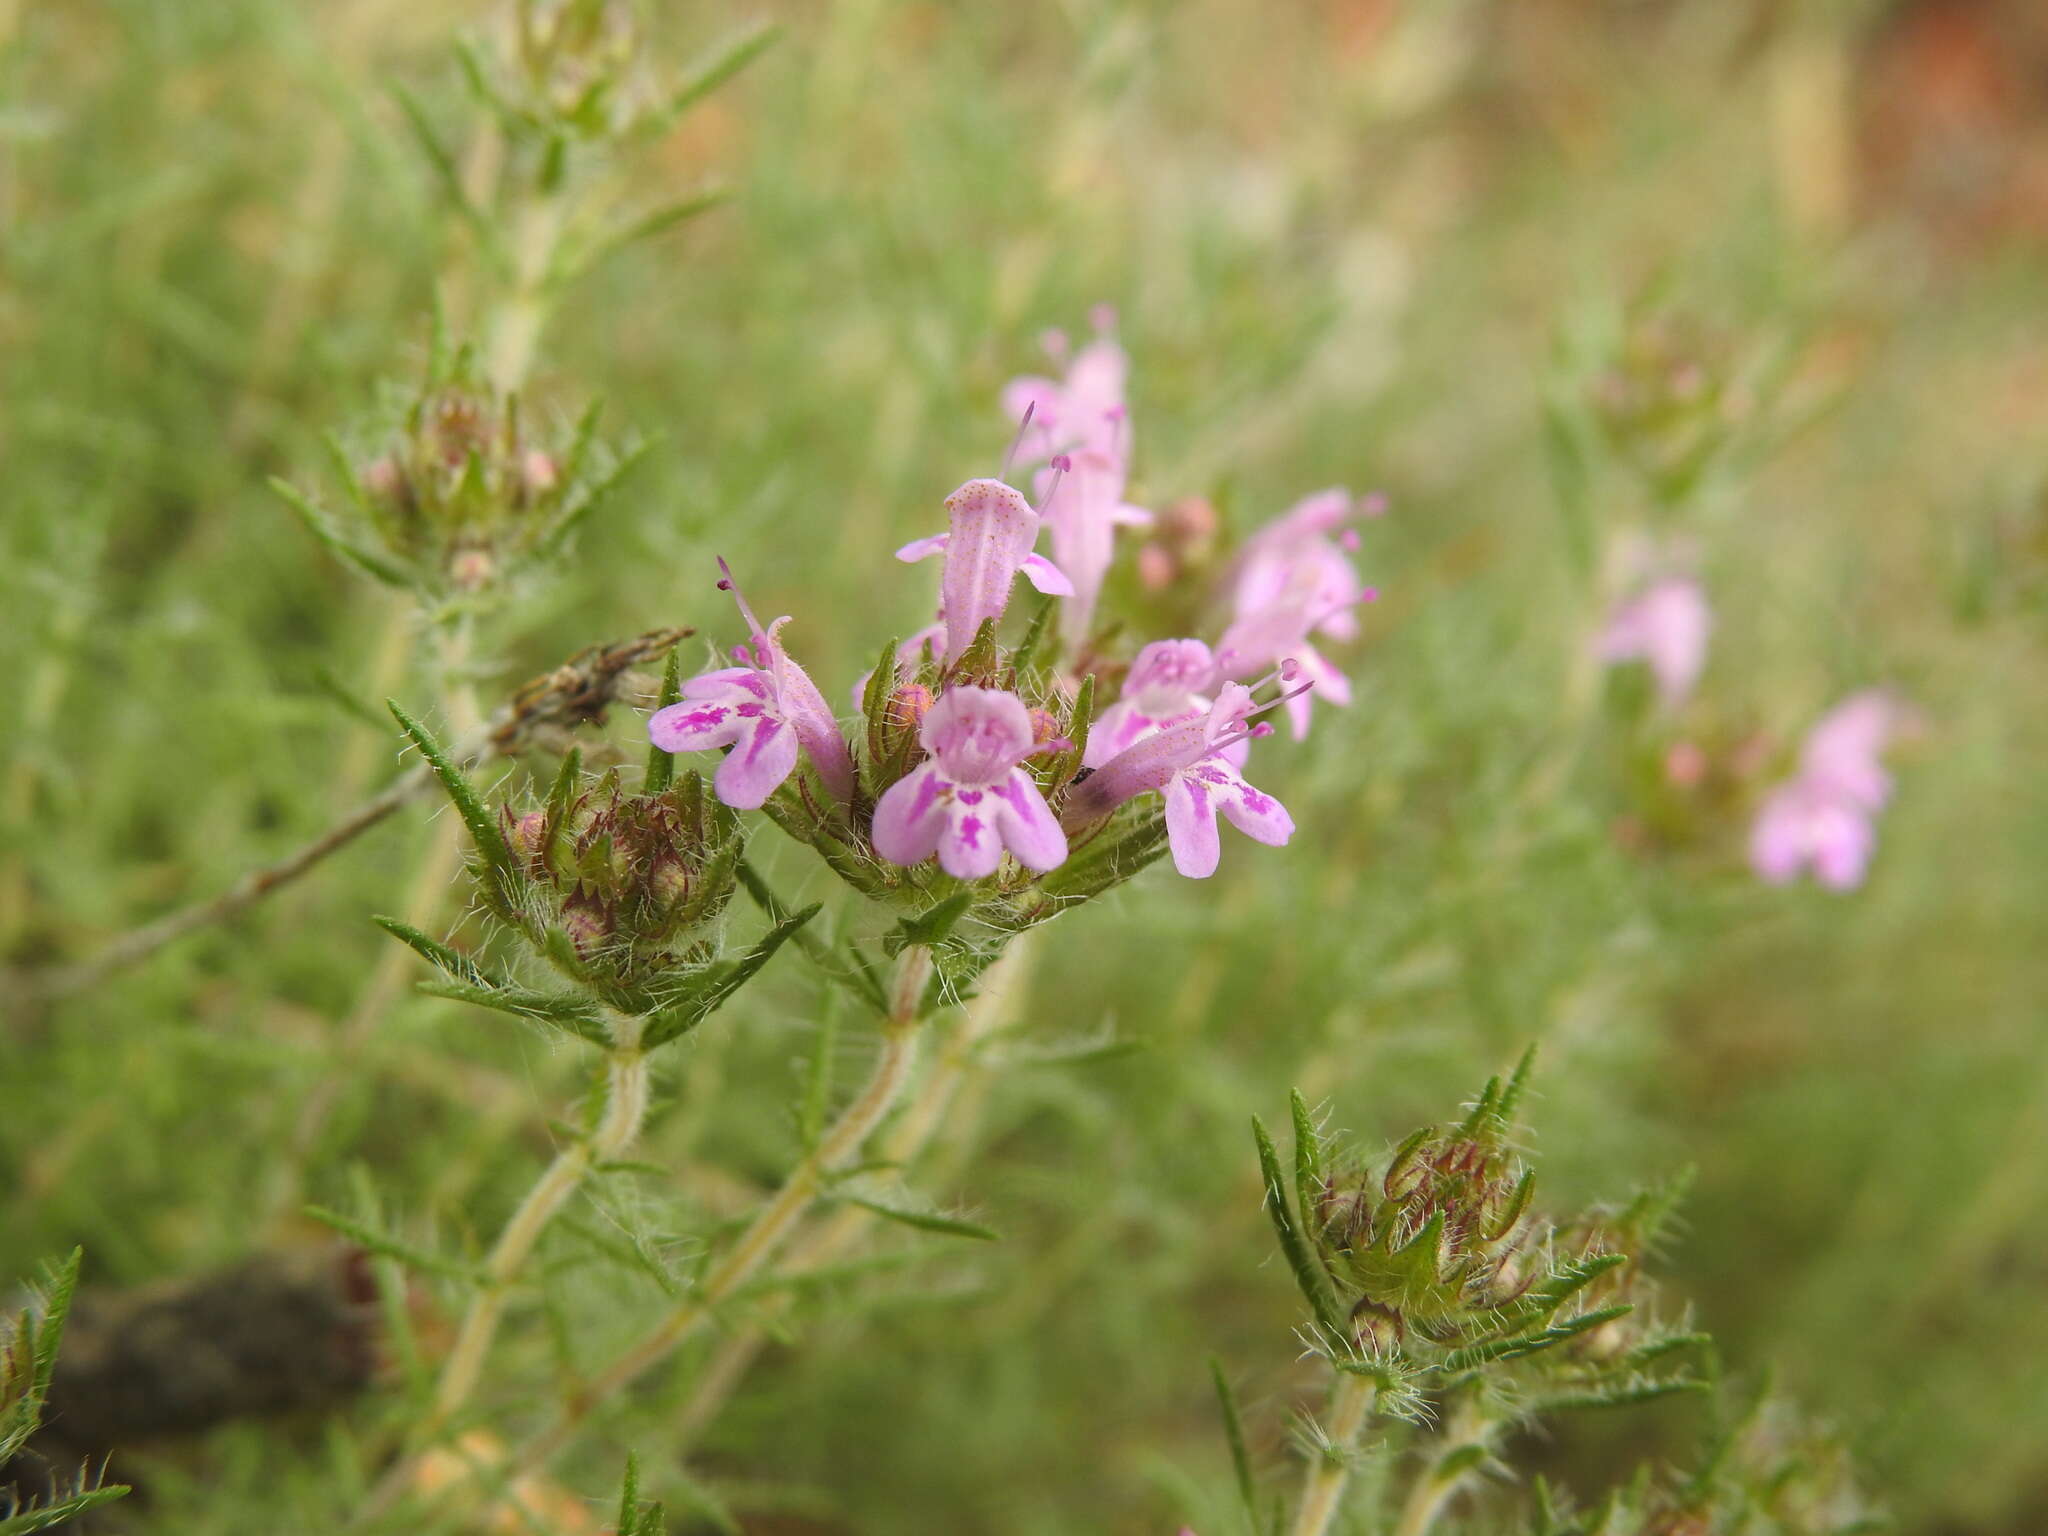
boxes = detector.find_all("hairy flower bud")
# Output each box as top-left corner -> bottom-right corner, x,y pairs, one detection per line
490,768 -> 743,994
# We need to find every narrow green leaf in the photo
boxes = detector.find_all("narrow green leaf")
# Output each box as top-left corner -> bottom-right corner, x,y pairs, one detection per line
372,915 -> 492,988
842,1193 -> 999,1242
645,648 -> 683,792
1010,594 -> 1057,675
572,189 -> 728,281
613,1452 -> 642,1536
535,434 -> 656,561
653,23 -> 780,128
641,903 -> 821,1048
1289,1089 -> 1325,1242
1210,1356 -> 1261,1534
304,1206 -> 484,1283
1252,1115 -> 1345,1339
888,890 -> 975,953
416,980 -> 610,1045
0,1485 -> 131,1535
390,83 -> 498,257
270,477 -> 414,588
387,699 -> 515,881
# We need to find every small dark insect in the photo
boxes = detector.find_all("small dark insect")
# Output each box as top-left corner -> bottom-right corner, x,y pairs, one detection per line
1067,766 -> 1095,786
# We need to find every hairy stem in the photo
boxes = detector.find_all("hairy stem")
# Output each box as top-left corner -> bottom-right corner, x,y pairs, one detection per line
360,1015 -> 651,1521
672,934 -> 1036,1446
513,943 -> 937,1471
1390,1396 -> 1488,1536
1289,1371 -> 1380,1536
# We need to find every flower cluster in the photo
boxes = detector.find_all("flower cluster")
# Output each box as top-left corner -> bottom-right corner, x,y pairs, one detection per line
1750,691 -> 1909,891
646,315 -> 1383,898
487,765 -> 744,995
281,343 -> 642,602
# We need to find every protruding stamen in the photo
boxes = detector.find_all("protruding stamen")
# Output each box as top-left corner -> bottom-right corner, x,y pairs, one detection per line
1002,400 -> 1038,484
1038,454 -> 1071,515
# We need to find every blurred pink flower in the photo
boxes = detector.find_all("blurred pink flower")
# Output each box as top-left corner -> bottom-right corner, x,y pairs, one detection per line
648,561 -> 853,810
1598,575 -> 1713,711
871,686 -> 1068,879
1085,638 -> 1232,769
1749,690 -> 1909,891
1214,489 -> 1380,738
897,477 -> 1073,664
1003,308 -> 1152,644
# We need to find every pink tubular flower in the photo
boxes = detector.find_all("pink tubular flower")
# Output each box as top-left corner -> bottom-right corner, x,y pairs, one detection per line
1749,779 -> 1877,891
896,477 -> 1073,663
1598,576 -> 1713,711
870,686 -> 1069,879
647,561 -> 855,811
1085,638 -> 1232,769
1066,679 -> 1296,879
1215,489 -> 1380,739
1749,689 -> 1908,891
1002,308 -> 1152,644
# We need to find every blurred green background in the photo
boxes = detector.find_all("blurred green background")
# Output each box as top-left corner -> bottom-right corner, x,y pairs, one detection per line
4,1 -> 2047,1531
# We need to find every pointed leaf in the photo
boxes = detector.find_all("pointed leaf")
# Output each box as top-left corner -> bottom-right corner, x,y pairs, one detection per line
304,1206 -> 486,1283
372,915 -> 493,989
1252,1114 -> 1345,1339
270,477 -> 414,588
641,903 -> 821,1048
1290,1089 -> 1325,1242
1210,1357 -> 1261,1534
387,699 -> 515,883
842,1192 -> 999,1242
645,649 -> 683,792
416,980 -> 610,1045
650,23 -> 781,130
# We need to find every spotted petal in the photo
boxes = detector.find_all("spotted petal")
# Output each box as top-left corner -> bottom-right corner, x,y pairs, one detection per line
871,764 -> 948,868
936,793 -> 1004,880
992,770 -> 1067,872
714,712 -> 800,810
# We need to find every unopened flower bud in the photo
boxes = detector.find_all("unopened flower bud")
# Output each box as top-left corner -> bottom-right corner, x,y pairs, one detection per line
449,547 -> 496,592
886,684 -> 934,732
522,449 -> 559,496
561,888 -> 612,957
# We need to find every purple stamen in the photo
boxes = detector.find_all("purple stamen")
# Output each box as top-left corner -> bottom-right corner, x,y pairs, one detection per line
1002,400 -> 1037,484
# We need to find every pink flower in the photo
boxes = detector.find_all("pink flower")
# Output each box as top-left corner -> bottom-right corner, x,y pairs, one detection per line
1214,489 -> 1379,739
1798,689 -> 1904,810
896,478 -> 1073,664
1598,576 -> 1713,711
648,561 -> 855,811
1085,638 -> 1236,769
870,686 -> 1069,879
1066,680 -> 1297,879
1749,779 -> 1877,891
1003,309 -> 1152,644
1748,690 -> 1908,891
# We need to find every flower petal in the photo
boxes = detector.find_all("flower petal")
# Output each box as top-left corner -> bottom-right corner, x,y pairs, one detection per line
895,533 -> 950,563
713,714 -> 799,810
1218,771 -> 1294,848
649,698 -> 748,753
1164,772 -> 1222,879
993,770 -> 1068,872
871,765 -> 948,868
1021,552 -> 1075,597
936,800 -> 1003,880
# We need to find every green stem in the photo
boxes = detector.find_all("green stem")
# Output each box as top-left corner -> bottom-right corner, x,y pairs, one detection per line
510,943 -> 937,1473
1390,1396 -> 1489,1536
360,1014 -> 651,1520
1288,1370 -> 1379,1536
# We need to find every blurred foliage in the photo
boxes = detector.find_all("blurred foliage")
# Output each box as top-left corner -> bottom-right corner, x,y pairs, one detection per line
2,0 -> 2046,1532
